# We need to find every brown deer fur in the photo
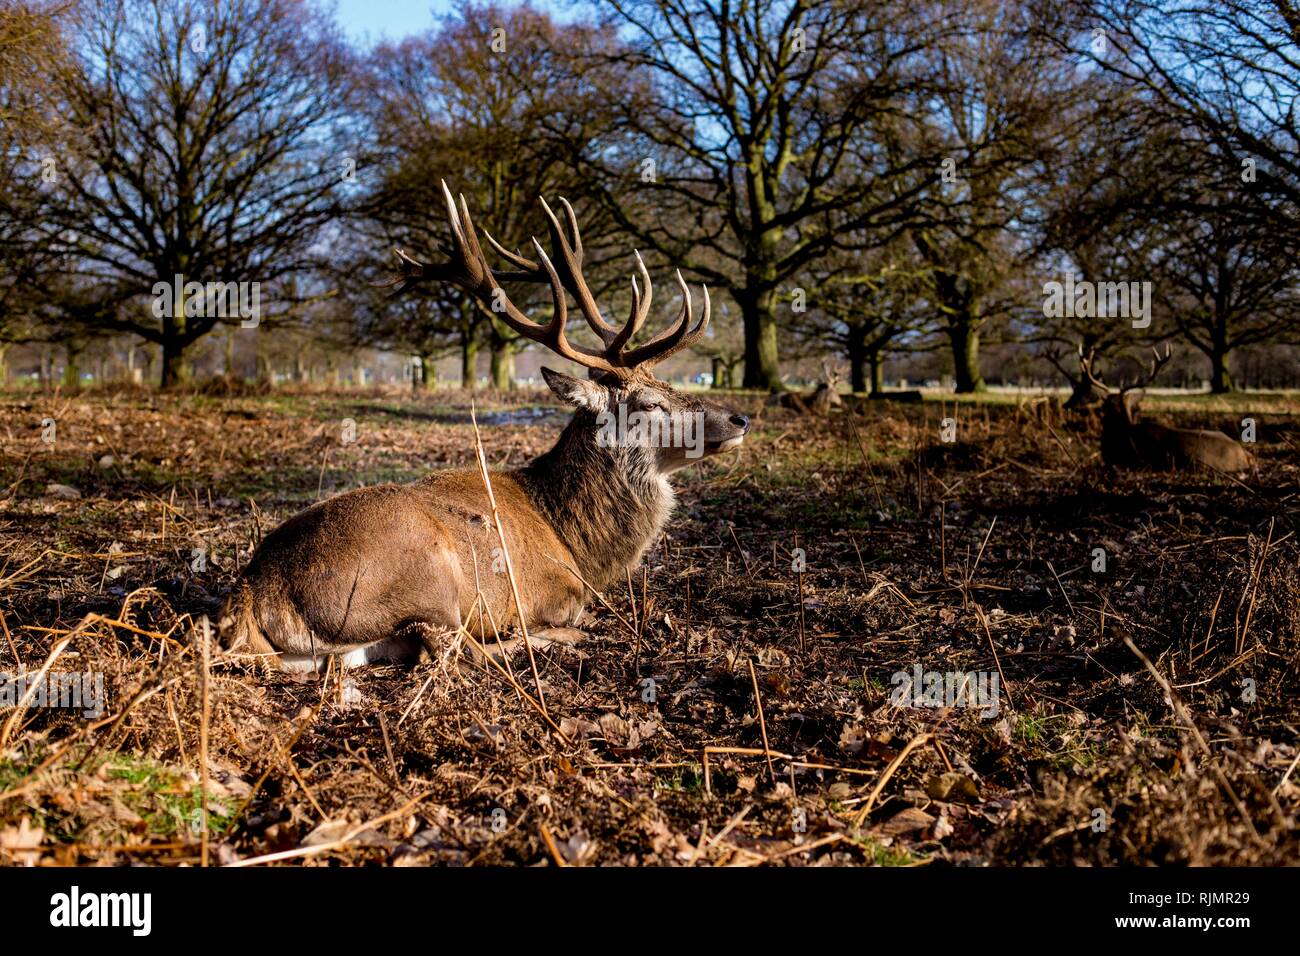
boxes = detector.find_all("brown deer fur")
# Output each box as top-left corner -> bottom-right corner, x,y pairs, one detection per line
1100,389 -> 1252,473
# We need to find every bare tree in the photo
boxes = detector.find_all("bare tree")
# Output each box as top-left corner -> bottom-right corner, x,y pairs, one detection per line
0,1 -> 77,369
358,2 -> 630,390
789,243 -> 933,394
907,0 -> 1089,392
32,0 -> 358,387
1083,0 -> 1300,249
567,0 -> 943,390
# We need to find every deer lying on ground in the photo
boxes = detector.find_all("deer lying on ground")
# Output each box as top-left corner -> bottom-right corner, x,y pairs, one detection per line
1082,346 -> 1252,473
220,185 -> 749,671
770,362 -> 844,415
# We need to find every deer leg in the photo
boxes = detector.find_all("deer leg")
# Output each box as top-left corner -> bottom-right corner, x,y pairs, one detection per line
398,620 -> 461,667
472,627 -> 585,664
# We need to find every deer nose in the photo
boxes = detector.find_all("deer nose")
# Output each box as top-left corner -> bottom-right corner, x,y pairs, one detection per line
730,414 -> 750,432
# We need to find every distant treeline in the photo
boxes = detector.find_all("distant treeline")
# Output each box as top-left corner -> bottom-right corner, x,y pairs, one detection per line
1,0 -> 1297,394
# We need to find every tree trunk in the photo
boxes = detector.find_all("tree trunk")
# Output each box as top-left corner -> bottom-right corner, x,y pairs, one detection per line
847,325 -> 866,394
419,354 -> 436,390
948,318 -> 985,393
869,348 -> 884,395
63,345 -> 81,390
160,337 -> 192,389
490,345 -> 515,390
726,358 -> 742,388
0,344 -> 8,387
711,357 -> 726,389
1209,344 -> 1232,393
739,288 -> 782,390
461,336 -> 478,390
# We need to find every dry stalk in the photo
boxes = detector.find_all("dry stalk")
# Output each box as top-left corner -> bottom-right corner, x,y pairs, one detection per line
469,405 -> 548,719
748,658 -> 776,784
852,732 -> 935,827
0,635 -> 72,751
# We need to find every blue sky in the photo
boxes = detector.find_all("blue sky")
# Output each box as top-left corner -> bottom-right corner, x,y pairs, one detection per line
331,0 -> 454,43
331,0 -> 577,44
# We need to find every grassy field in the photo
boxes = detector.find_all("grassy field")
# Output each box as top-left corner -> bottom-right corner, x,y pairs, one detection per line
0,385 -> 1297,866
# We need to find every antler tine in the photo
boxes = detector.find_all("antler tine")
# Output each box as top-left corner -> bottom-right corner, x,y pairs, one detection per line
1144,344 -> 1173,385
538,196 -> 620,345
432,184 -> 618,375
455,192 -> 492,284
372,247 -> 435,295
371,183 -> 481,295
622,276 -> 711,368
660,284 -> 713,362
482,228 -> 540,274
558,197 -> 584,263
442,180 -> 549,285
529,240 -> 618,373
440,180 -> 465,248
608,250 -> 653,355
1079,343 -> 1108,391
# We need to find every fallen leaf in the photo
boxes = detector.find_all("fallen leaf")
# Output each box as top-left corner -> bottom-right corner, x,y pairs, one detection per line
877,807 -> 934,837
925,772 -> 980,803
0,818 -> 44,865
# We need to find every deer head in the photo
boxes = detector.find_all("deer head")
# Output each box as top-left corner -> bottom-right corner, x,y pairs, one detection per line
1083,344 -> 1173,428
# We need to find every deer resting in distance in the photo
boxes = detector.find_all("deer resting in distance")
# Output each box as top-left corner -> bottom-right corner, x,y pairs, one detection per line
770,361 -> 844,416
1082,346 -> 1252,473
220,185 -> 750,671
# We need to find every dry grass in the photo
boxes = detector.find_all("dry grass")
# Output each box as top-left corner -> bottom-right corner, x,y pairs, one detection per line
0,385 -> 1297,866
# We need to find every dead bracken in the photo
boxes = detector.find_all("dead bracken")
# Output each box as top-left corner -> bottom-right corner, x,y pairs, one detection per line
0,386 -> 1296,866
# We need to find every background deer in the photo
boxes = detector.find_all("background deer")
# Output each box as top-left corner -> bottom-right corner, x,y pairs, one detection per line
1082,347 -> 1253,472
771,361 -> 844,415
1046,344 -> 1109,410
220,185 -> 750,671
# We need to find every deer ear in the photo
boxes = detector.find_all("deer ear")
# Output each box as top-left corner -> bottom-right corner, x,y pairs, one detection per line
1123,388 -> 1145,417
541,366 -> 605,410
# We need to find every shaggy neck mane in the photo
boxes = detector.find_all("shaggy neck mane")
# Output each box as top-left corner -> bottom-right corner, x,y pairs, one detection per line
515,409 -> 672,588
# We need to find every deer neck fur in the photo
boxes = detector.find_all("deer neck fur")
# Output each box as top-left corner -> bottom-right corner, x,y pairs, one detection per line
515,409 -> 673,589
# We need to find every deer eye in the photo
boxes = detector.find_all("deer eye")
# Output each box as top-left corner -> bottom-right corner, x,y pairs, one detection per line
640,399 -> 664,412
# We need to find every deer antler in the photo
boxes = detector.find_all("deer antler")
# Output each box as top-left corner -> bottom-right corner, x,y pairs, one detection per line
1131,345 -> 1173,390
381,182 -> 710,377
1078,344 -> 1108,392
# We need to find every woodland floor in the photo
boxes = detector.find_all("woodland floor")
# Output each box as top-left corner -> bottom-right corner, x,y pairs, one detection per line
0,383 -> 1297,866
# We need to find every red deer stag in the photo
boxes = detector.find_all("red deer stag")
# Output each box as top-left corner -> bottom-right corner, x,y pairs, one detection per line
220,185 -> 750,671
1083,346 -> 1252,473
